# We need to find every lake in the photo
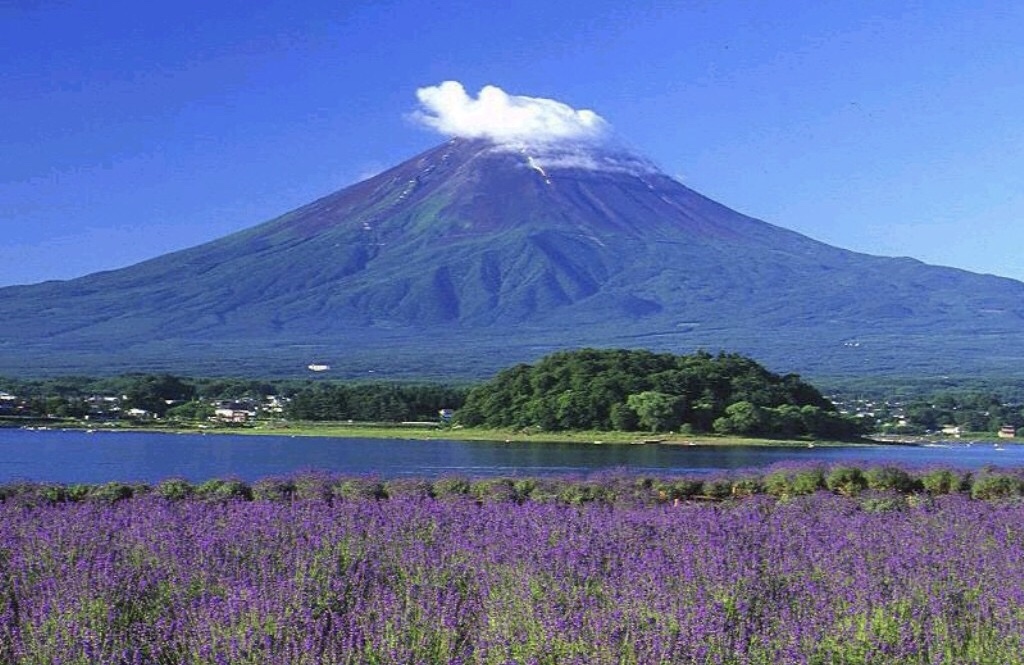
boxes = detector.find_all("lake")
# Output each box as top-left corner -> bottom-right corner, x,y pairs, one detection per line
2,428 -> 1022,484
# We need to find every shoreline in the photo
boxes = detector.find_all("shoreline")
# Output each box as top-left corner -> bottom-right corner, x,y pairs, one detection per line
7,417 -> 1019,447
6,417 -> 895,447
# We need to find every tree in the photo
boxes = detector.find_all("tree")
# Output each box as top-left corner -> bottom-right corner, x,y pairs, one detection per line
610,402 -> 639,431
123,375 -> 195,417
713,401 -> 765,436
626,391 -> 683,433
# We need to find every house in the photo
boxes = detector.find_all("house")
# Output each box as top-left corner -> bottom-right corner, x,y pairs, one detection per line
998,425 -> 1017,439
0,391 -> 17,415
214,408 -> 255,423
940,425 -> 962,438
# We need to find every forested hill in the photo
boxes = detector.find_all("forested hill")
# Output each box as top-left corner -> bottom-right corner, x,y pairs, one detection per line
456,349 -> 863,439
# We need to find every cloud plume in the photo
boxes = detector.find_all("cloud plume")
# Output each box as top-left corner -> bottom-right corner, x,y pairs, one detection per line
413,81 -> 608,145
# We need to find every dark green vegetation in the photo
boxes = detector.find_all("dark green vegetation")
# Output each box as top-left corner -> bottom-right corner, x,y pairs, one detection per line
899,392 -> 1024,434
1,138 -> 1023,379
457,349 -> 863,438
821,375 -> 1024,436
0,373 -> 467,423
1,349 -> 863,440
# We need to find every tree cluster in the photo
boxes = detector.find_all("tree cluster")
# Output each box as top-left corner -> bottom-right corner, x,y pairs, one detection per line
285,384 -> 467,422
456,349 -> 862,439
1,374 -> 467,424
902,392 -> 1024,434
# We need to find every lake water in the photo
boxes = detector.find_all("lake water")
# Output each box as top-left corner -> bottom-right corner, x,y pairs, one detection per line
1,428 -> 1022,484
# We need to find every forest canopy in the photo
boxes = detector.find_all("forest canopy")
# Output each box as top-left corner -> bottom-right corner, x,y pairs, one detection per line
456,349 -> 863,439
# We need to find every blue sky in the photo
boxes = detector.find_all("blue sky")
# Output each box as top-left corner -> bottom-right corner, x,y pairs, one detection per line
2,0 -> 1022,286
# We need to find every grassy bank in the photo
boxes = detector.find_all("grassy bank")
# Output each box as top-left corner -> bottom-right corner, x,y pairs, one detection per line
47,417 -> 866,447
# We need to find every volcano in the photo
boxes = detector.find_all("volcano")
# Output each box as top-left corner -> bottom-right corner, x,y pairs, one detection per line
2,137 -> 1024,378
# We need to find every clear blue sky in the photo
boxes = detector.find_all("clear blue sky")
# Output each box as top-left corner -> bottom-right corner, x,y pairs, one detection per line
2,0 -> 1022,286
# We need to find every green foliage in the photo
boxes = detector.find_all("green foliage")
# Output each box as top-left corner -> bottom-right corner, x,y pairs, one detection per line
156,478 -> 194,501
626,391 -> 683,432
286,383 -> 467,422
252,478 -> 297,501
609,402 -> 639,431
332,479 -> 386,501
863,466 -> 919,493
432,477 -> 471,499
384,478 -> 435,500
731,475 -> 764,498
760,467 -> 828,498
792,468 -> 826,495
702,477 -> 734,500
920,469 -> 967,495
89,482 -> 134,503
123,374 -> 195,417
470,478 -> 520,503
457,348 -> 856,438
901,390 -> 1024,434
713,400 -> 765,436
195,479 -> 252,502
970,473 -> 1024,501
826,466 -> 868,496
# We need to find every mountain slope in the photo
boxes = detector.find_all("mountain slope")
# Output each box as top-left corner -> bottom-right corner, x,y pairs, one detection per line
2,138 -> 1023,378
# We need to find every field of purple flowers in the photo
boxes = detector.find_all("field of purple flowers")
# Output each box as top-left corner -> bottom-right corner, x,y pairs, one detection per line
1,467 -> 1024,664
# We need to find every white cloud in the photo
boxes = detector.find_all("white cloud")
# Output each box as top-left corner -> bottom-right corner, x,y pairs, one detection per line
413,81 -> 608,145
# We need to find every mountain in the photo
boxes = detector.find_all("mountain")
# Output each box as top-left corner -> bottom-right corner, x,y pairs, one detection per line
2,137 -> 1024,378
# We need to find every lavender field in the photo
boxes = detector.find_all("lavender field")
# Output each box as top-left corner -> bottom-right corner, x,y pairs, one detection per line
1,468 -> 1023,664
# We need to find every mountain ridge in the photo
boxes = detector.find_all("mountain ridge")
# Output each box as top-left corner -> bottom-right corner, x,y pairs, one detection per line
2,138 -> 1023,378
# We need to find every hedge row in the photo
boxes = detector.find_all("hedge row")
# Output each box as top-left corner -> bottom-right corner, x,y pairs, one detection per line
3,465 -> 1024,507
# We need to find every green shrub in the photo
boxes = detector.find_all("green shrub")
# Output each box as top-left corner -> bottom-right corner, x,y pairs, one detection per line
196,478 -> 252,501
861,497 -> 903,513
384,478 -> 435,500
66,484 -> 92,502
702,477 -> 733,500
731,475 -> 763,498
332,479 -> 386,501
920,469 -> 966,495
90,481 -> 134,503
863,466 -> 918,493
512,478 -> 538,501
432,477 -> 471,499
156,478 -> 194,501
763,471 -> 793,498
252,478 -> 296,501
670,478 -> 704,500
522,478 -> 561,504
42,485 -> 66,504
791,468 -> 826,495
970,473 -> 1024,501
826,466 -> 867,496
557,482 -> 602,505
470,478 -> 519,503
